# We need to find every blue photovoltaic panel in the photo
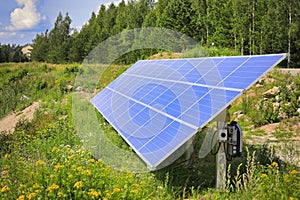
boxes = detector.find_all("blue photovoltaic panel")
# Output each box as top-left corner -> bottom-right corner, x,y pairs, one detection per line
91,53 -> 287,170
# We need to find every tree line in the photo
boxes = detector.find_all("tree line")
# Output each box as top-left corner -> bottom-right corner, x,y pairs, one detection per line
0,44 -> 29,63
30,0 -> 300,67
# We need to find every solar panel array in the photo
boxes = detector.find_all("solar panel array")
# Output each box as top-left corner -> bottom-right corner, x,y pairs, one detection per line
91,53 -> 287,170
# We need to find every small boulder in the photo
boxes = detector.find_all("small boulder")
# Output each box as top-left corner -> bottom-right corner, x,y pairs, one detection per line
297,108 -> 300,115
263,86 -> 280,99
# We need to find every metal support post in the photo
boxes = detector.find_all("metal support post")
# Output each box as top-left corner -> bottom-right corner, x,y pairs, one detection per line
216,121 -> 227,191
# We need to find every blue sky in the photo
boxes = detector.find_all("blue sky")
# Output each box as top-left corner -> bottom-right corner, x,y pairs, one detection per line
0,0 -> 122,45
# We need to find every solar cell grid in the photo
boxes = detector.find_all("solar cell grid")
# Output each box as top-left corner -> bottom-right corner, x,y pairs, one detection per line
91,53 -> 287,170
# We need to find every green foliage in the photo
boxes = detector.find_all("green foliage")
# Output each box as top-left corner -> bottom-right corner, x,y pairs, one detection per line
28,0 -> 300,67
0,44 -> 29,63
1,63 -> 300,199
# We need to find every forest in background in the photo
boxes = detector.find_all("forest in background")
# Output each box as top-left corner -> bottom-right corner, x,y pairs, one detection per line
13,0 -> 300,67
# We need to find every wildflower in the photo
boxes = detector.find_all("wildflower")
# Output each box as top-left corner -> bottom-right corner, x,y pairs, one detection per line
54,164 -> 65,171
1,170 -> 8,176
200,196 -> 205,200
290,170 -> 297,175
76,149 -> 83,154
26,192 -> 36,200
50,174 -> 55,179
47,184 -> 59,192
66,147 -> 72,152
18,195 -> 25,200
58,192 -> 63,197
89,189 -> 100,198
33,183 -> 39,189
289,197 -> 294,200
130,189 -> 138,194
77,166 -> 83,172
271,162 -> 278,168
1,186 -> 9,192
74,181 -> 83,189
68,174 -> 73,179
52,147 -> 60,152
260,173 -> 268,178
88,158 -> 95,163
4,154 -> 10,159
69,154 -> 76,159
114,187 -> 121,193
103,198 -> 108,200
84,170 -> 92,175
35,160 -> 45,166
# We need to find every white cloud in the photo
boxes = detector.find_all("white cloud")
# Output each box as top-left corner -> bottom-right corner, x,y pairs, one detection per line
5,0 -> 46,31
0,32 -> 17,38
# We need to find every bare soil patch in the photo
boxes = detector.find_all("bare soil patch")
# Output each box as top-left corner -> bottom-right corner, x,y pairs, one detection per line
0,101 -> 40,134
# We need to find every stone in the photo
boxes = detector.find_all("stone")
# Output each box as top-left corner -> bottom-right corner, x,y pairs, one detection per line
75,86 -> 83,91
275,95 -> 280,102
263,86 -> 280,98
66,85 -> 73,91
255,83 -> 263,88
297,108 -> 300,115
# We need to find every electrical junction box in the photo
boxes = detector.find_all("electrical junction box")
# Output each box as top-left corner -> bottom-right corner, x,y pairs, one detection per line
227,121 -> 242,157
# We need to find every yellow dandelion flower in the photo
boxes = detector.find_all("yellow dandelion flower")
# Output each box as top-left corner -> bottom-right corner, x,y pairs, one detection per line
77,166 -> 83,172
103,198 -> 108,200
26,192 -> 36,200
68,174 -> 73,179
52,147 -> 60,152
88,158 -> 95,163
289,197 -> 294,200
271,162 -> 278,168
50,174 -> 55,179
74,181 -> 83,189
54,164 -> 64,171
66,147 -> 72,152
260,173 -> 267,178
18,195 -> 25,200
84,170 -> 92,175
1,186 -> 9,192
114,187 -> 121,193
290,170 -> 297,175
35,160 -> 45,166
47,184 -> 59,192
33,183 -> 39,189
1,170 -> 8,176
76,149 -> 83,154
130,189 -> 138,194
89,189 -> 100,197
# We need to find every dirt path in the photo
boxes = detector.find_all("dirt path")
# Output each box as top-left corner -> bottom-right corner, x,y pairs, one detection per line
0,101 -> 40,134
276,68 -> 300,76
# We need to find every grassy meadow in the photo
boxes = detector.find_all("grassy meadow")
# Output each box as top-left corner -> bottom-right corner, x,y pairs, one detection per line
0,60 -> 300,200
